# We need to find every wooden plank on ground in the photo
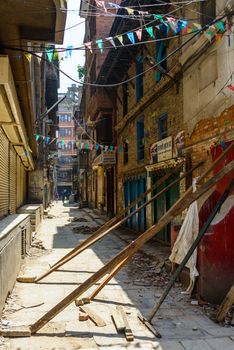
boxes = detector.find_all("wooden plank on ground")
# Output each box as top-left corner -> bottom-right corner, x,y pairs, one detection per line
79,305 -> 106,327
216,284 -> 234,322
0,326 -> 31,337
117,306 -> 134,342
111,308 -> 126,332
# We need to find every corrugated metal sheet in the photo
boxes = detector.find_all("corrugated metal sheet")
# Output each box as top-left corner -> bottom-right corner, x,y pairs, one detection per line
9,145 -> 17,214
0,127 -> 9,218
16,155 -> 21,208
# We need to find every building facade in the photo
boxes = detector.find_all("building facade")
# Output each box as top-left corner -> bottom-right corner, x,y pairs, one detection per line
56,85 -> 79,199
81,0 -> 234,303
0,0 -> 66,217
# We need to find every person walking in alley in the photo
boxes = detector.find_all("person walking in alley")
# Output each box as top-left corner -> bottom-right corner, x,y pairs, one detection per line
62,190 -> 66,204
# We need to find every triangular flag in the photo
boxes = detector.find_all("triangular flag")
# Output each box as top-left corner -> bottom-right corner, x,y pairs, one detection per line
126,7 -> 134,15
114,146 -> 118,152
217,21 -> 225,32
95,0 -> 107,12
135,28 -> 142,41
215,34 -> 223,42
119,145 -> 123,152
95,144 -> 100,151
107,37 -> 116,49
227,84 -> 234,92
66,45 -> 73,58
84,42 -> 93,54
204,31 -> 213,42
105,146 -> 109,152
153,14 -> 163,22
110,146 -> 114,151
61,140 -> 65,145
146,26 -> 155,39
108,2 -> 120,9
96,39 -> 104,53
127,32 -> 135,44
193,23 -> 202,30
45,47 -> 54,62
24,53 -> 32,62
35,134 -> 40,142
116,35 -> 124,45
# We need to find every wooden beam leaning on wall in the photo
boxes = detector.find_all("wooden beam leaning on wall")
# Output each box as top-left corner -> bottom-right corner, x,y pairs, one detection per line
17,161 -> 186,283
27,145 -> 234,335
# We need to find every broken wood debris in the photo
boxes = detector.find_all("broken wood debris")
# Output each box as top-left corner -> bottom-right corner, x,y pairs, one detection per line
78,305 -> 106,327
79,312 -> 89,321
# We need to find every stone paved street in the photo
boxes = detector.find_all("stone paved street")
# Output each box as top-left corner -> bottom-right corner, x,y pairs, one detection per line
1,202 -> 234,350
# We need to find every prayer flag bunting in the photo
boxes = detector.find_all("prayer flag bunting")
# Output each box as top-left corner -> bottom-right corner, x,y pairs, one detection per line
45,47 -> 54,62
227,84 -> 234,92
127,32 -> 135,44
217,21 -> 225,32
107,37 -> 116,48
135,28 -> 143,41
96,39 -> 104,53
85,42 -> 93,54
116,35 -> 124,45
146,26 -> 155,39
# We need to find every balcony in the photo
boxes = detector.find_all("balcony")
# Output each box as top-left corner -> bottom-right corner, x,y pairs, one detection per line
58,149 -> 77,157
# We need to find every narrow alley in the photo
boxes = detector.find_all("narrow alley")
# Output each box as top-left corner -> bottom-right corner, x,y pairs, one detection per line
1,202 -> 233,350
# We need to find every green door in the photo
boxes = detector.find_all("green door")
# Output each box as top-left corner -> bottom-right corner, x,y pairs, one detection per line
153,170 -> 180,243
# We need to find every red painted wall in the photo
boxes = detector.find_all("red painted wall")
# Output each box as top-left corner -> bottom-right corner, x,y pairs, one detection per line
197,143 -> 234,304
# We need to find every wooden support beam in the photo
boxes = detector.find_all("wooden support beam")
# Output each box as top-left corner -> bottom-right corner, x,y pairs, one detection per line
216,284 -> 234,322
29,157 -> 234,334
88,256 -> 130,301
34,161 -> 192,283
18,161 -> 185,283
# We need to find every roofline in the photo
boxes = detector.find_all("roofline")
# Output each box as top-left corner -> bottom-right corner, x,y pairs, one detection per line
53,0 -> 67,44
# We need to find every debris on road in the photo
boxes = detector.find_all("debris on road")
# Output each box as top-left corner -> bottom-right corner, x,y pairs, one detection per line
78,305 -> 106,327
72,225 -> 100,234
68,217 -> 88,223
79,312 -> 89,321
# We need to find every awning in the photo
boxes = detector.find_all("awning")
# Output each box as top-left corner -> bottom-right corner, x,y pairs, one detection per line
146,158 -> 185,175
0,56 -> 34,170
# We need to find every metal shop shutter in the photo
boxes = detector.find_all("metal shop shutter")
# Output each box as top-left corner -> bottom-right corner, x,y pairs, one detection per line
0,127 -> 9,217
9,146 -> 17,214
16,155 -> 22,208
20,163 -> 26,205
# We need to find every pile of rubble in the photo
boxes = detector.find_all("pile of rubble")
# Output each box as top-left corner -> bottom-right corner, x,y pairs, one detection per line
72,226 -> 100,234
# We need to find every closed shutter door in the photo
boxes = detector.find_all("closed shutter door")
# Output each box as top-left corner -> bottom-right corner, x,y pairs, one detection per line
0,127 -> 9,217
16,156 -> 21,208
9,146 -> 17,214
20,163 -> 25,205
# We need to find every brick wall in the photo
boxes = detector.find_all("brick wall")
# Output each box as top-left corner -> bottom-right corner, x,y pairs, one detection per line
114,40 -> 184,213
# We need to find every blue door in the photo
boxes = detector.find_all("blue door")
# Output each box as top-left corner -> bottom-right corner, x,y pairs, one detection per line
137,178 -> 146,232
